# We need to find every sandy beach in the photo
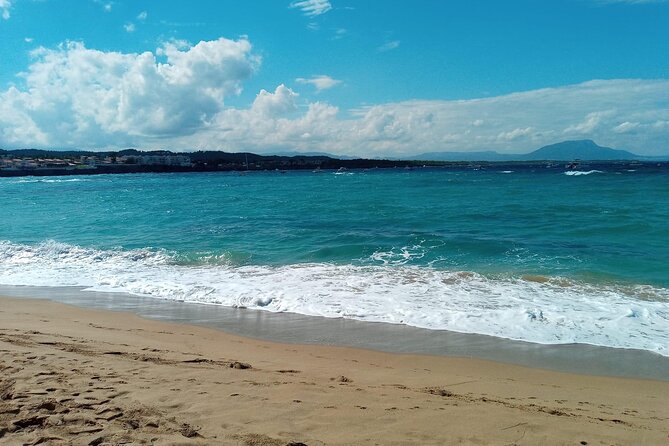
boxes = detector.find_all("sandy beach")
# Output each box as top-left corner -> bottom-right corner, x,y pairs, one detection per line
1,296 -> 668,445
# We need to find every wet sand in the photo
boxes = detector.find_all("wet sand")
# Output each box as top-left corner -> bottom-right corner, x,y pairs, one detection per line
2,285 -> 667,381
1,296 -> 668,445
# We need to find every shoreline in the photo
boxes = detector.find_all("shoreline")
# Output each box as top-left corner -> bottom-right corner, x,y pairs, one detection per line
1,285 -> 668,382
1,295 -> 668,445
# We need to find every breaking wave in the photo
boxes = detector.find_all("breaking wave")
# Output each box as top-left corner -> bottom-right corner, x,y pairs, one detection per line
1,240 -> 667,356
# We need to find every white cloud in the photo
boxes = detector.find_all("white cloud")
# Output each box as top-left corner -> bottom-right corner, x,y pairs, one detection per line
497,127 -> 533,142
0,38 -> 258,146
563,110 -> 615,134
182,79 -> 668,157
1,39 -> 668,157
289,0 -> 332,16
125,11 -> 147,33
0,0 -> 11,20
613,121 -> 640,133
251,85 -> 298,117
24,37 -> 34,43
191,79 -> 669,157
195,99 -> 342,153
296,75 -> 342,92
378,40 -> 400,52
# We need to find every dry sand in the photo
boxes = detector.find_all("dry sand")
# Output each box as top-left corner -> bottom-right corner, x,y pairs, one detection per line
0,296 -> 667,445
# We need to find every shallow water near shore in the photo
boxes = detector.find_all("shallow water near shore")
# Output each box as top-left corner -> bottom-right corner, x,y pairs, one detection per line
1,167 -> 668,356
2,285 -> 668,381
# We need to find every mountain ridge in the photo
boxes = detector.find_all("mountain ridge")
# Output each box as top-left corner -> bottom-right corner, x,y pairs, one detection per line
412,140 -> 668,162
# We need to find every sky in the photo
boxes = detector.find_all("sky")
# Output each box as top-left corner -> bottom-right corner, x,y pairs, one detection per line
0,0 -> 668,157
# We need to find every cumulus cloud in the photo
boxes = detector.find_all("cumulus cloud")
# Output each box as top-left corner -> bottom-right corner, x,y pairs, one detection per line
137,11 -> 148,21
0,0 -> 11,20
289,0 -> 332,17
295,75 -> 342,92
180,79 -> 669,157
251,84 -> 299,117
1,39 -> 668,157
563,110 -> 616,134
189,98 -> 342,153
124,23 -> 136,33
0,38 -> 259,146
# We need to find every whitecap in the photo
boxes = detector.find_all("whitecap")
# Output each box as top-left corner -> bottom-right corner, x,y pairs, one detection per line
1,240 -> 667,356
564,170 -> 604,176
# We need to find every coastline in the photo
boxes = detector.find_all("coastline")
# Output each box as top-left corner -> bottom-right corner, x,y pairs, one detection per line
1,295 -> 668,445
1,285 -> 668,381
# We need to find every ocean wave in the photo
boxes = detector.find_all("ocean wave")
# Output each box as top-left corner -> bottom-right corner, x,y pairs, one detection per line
564,170 -> 604,176
369,244 -> 428,266
6,178 -> 88,184
0,240 -> 667,356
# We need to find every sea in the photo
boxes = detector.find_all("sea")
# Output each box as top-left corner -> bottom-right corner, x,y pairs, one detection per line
1,164 -> 668,357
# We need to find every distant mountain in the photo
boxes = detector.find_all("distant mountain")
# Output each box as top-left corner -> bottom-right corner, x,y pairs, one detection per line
522,140 -> 639,161
412,140 -> 649,162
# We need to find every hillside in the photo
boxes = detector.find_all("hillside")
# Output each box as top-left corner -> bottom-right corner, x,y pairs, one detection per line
412,140 -> 645,161
522,140 -> 639,161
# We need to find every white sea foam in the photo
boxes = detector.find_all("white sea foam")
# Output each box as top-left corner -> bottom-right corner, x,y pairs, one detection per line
1,240 -> 667,356
369,245 -> 427,265
8,178 -> 88,184
563,170 -> 604,176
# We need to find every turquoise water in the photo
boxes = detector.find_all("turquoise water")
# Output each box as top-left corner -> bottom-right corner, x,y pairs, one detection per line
1,167 -> 668,354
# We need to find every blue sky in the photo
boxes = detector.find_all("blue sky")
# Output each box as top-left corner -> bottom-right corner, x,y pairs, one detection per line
0,0 -> 668,156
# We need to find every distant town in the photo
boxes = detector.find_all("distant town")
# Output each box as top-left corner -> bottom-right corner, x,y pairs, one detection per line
1,151 -> 192,171
0,148 -> 423,177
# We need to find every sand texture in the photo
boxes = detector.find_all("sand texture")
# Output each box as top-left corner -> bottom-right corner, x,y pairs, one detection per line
1,296 -> 668,445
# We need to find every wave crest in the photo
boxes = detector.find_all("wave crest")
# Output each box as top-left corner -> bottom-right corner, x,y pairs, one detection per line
1,240 -> 667,356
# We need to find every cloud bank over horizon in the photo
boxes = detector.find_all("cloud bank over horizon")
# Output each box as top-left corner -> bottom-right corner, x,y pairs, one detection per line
1,38 -> 668,157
